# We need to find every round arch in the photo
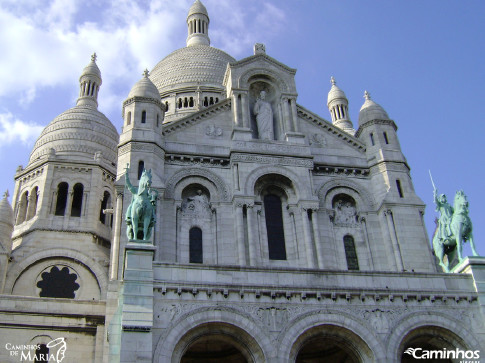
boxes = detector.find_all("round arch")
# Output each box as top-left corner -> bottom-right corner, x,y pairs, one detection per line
5,247 -> 108,298
238,68 -> 291,92
244,165 -> 309,201
164,168 -> 230,202
278,310 -> 385,362
386,311 -> 482,361
317,178 -> 375,211
153,307 -> 272,363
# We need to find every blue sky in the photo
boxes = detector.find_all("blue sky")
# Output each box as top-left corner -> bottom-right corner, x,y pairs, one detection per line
1,0 -> 484,256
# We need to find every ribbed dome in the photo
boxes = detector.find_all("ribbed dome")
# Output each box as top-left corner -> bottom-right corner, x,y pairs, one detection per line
128,70 -> 161,100
327,77 -> 347,105
29,105 -> 119,165
150,45 -> 235,95
188,0 -> 208,18
359,91 -> 390,125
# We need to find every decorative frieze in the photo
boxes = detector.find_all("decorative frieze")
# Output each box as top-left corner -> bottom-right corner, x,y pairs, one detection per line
231,153 -> 313,168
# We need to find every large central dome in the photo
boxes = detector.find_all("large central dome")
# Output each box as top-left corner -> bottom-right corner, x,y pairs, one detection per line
150,45 -> 235,95
147,0 -> 235,122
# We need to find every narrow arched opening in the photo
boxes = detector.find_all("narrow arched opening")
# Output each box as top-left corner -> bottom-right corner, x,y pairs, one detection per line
54,182 -> 69,216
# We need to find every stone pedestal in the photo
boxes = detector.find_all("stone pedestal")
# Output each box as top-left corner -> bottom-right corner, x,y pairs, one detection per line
454,256 -> 485,316
120,242 -> 156,363
284,131 -> 306,144
232,127 -> 253,141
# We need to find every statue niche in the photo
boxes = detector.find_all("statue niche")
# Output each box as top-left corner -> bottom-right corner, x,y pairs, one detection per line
181,188 -> 212,219
253,90 -> 274,140
331,194 -> 358,226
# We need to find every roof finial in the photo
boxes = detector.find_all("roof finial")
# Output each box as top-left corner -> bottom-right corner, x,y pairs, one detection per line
364,90 -> 371,100
91,52 -> 97,62
330,76 -> 336,86
3,190 -> 9,199
143,69 -> 149,78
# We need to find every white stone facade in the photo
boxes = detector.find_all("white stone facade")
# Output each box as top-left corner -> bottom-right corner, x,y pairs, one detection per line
0,1 -> 484,362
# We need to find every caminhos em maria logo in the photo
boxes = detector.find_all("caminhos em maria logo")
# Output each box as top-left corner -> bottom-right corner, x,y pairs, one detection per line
4,337 -> 66,362
404,347 -> 480,362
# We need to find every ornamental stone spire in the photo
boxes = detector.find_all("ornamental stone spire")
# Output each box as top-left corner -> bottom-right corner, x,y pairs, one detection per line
186,0 -> 210,46
76,53 -> 102,108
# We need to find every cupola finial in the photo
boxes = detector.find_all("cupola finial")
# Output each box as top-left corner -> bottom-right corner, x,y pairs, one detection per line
3,190 -> 9,199
330,76 -> 336,86
364,90 -> 371,100
143,69 -> 149,78
91,52 -> 97,62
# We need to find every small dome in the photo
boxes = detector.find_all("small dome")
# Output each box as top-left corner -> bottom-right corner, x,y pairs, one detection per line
327,77 -> 347,105
29,105 -> 119,166
0,192 -> 14,228
128,70 -> 161,100
359,91 -> 390,125
150,45 -> 235,95
188,0 -> 208,18
80,53 -> 101,81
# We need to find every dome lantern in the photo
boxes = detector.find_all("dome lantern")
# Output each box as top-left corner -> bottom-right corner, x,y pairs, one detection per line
327,77 -> 355,135
186,0 -> 210,47
77,53 -> 102,108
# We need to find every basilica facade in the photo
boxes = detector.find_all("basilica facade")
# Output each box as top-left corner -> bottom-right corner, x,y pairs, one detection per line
1,1 -> 484,362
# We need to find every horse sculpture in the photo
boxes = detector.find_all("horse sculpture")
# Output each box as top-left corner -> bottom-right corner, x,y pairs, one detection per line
125,165 -> 158,241
432,190 -> 478,272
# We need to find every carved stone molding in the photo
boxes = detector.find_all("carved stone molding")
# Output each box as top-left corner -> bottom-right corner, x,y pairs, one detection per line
232,153 -> 313,168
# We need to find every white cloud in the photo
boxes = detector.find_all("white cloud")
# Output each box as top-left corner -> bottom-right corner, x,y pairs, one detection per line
0,112 -> 44,145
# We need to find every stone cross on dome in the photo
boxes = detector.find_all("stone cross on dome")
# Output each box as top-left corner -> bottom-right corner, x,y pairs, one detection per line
143,69 -> 149,78
2,190 -> 8,199
364,90 -> 371,100
91,52 -> 97,62
330,76 -> 336,85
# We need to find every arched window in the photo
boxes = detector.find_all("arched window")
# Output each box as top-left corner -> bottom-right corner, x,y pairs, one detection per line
370,133 -> 375,146
209,97 -> 214,105
138,160 -> 145,180
165,101 -> 169,111
383,131 -> 389,144
189,227 -> 203,263
26,186 -> 39,221
264,194 -> 287,260
37,266 -> 79,298
99,191 -> 111,225
396,179 -> 404,198
55,182 -> 68,216
141,110 -> 146,123
178,98 -> 182,108
127,111 -> 131,126
184,97 -> 188,108
189,97 -> 194,107
203,97 -> 208,107
70,183 -> 84,217
343,235 -> 359,270
156,114 -> 159,127
16,191 -> 29,224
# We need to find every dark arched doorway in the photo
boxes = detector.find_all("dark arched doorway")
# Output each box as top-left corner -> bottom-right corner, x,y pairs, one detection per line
295,335 -> 360,363
181,334 -> 247,363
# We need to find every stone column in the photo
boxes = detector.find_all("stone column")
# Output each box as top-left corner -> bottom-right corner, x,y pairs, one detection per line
241,92 -> 249,128
235,203 -> 246,265
247,204 -> 257,266
232,92 -> 241,127
290,98 -> 299,132
359,216 -> 375,270
301,207 -> 316,268
384,209 -> 404,271
120,242 -> 156,363
110,190 -> 124,280
311,208 -> 324,268
282,97 -> 292,132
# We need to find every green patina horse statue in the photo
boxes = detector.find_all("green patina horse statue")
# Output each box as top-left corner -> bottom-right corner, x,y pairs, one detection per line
125,165 -> 157,241
433,190 -> 478,272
